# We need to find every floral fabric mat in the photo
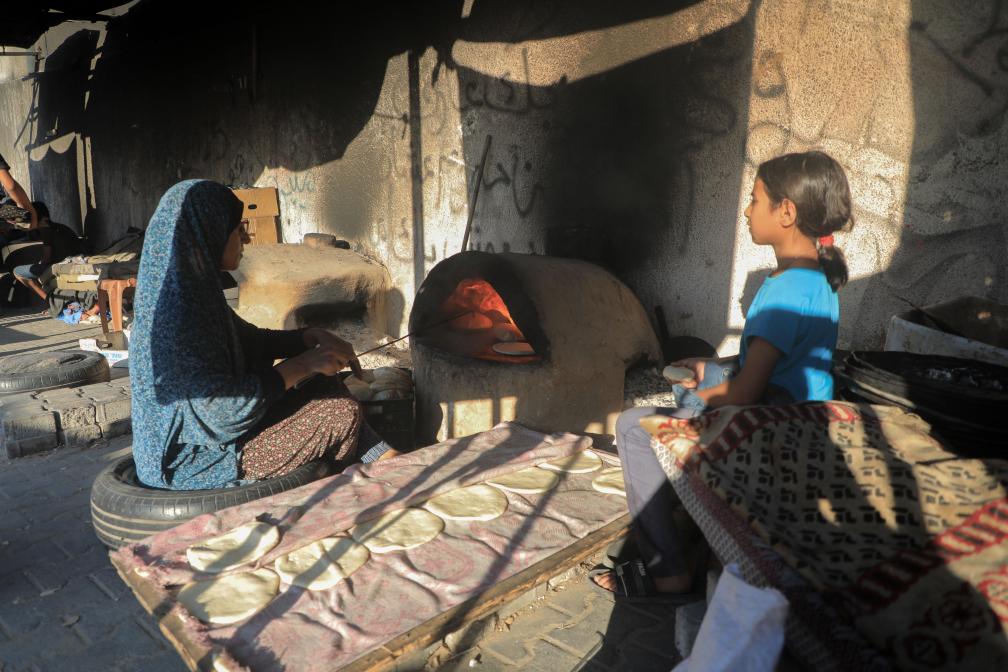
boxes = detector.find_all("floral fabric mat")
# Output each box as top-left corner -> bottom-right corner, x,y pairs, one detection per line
114,422 -> 627,672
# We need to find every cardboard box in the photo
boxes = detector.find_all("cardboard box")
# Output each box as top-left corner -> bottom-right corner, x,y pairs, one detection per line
79,336 -> 129,368
232,187 -> 280,245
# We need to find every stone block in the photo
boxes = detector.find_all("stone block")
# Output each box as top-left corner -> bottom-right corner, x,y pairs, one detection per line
0,390 -> 37,407
443,613 -> 499,654
5,434 -> 60,458
94,398 -> 131,425
496,581 -> 548,620
546,565 -> 580,590
99,417 -> 131,439
35,387 -> 86,404
0,401 -> 57,439
59,425 -> 103,449
79,380 -> 120,393
85,387 -> 127,404
43,401 -> 96,429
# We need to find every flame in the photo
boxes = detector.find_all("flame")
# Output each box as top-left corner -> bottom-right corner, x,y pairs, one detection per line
441,278 -> 526,339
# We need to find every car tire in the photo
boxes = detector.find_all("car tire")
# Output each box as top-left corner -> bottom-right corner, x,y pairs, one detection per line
90,455 -> 334,549
0,350 -> 110,395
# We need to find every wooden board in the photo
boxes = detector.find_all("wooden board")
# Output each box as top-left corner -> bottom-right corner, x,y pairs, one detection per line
111,514 -> 630,672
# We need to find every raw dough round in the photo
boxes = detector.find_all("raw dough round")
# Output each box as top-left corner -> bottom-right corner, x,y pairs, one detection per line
372,389 -> 407,401
274,536 -> 370,590
186,521 -> 281,573
662,365 -> 696,384
345,378 -> 374,401
487,467 -> 560,494
373,367 -> 411,383
350,508 -> 445,553
178,568 -> 279,625
369,378 -> 411,394
540,450 -> 603,474
492,342 -> 535,356
592,468 -> 626,496
424,484 -> 509,521
349,371 -> 375,383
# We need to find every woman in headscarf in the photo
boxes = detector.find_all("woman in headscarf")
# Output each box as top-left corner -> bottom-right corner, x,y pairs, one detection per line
130,180 -> 395,490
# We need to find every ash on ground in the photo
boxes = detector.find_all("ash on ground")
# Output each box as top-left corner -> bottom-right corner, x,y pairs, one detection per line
325,318 -> 412,370
624,365 -> 679,409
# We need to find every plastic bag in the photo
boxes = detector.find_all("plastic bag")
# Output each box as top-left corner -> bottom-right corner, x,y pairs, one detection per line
672,564 -> 788,672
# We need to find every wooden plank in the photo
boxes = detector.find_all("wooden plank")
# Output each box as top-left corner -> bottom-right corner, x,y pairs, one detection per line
343,514 -> 631,672
111,514 -> 629,672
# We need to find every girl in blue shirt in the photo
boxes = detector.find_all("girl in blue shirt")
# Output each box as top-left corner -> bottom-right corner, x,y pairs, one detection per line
594,151 -> 853,599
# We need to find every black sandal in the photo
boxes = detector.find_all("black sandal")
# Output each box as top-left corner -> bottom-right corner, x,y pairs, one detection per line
601,536 -> 639,569
588,558 -> 703,604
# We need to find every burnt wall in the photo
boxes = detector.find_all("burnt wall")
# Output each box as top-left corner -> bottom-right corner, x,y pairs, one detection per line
1,0 -> 1005,348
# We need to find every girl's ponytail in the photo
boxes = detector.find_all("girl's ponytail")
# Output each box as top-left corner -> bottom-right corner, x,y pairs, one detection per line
757,151 -> 853,291
816,239 -> 849,292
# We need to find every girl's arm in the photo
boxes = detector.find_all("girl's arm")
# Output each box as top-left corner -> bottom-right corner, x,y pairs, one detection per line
693,337 -> 782,407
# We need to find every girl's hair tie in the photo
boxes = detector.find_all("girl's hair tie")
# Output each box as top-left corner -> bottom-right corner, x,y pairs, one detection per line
818,235 -> 834,247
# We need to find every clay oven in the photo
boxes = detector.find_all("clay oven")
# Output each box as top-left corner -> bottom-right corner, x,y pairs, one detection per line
410,252 -> 661,441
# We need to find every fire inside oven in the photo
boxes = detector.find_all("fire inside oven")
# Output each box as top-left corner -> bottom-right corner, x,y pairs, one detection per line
424,277 -> 541,363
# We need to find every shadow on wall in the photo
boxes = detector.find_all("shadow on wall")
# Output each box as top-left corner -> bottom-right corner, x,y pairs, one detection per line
24,28 -> 100,236
25,0 -> 462,250
453,0 -> 759,346
845,1 -> 1008,348
585,2 -> 1008,668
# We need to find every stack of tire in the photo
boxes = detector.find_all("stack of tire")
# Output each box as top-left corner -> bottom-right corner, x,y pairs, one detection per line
835,351 -> 1008,459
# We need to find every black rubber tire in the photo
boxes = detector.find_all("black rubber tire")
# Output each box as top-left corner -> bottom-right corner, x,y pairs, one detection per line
836,351 -> 1008,458
90,455 -> 334,549
839,351 -> 1008,428
0,349 -> 110,395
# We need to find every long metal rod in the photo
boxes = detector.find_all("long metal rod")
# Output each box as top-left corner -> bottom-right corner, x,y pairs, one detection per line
355,310 -> 471,357
460,134 -> 493,253
293,311 -> 471,388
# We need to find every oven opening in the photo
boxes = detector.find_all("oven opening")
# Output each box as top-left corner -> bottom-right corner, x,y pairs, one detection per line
422,277 -> 541,363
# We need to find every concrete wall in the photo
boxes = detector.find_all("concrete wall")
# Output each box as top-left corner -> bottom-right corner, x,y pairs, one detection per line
1,0 -> 1005,349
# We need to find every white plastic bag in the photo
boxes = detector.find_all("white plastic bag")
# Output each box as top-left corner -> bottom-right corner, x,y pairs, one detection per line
672,564 -> 788,672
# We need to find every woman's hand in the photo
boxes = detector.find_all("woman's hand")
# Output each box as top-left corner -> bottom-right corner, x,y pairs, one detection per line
302,328 -> 362,378
275,342 -> 360,390
670,358 -> 706,389
301,345 -> 357,377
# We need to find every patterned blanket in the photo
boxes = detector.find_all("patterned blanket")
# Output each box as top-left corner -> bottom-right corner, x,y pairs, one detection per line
113,423 -> 627,671
643,402 -> 1007,671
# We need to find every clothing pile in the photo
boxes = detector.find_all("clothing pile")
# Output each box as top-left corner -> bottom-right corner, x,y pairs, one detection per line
45,230 -> 144,319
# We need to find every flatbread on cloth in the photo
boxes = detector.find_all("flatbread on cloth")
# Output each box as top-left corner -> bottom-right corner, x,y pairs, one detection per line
540,449 -> 603,473
487,467 -> 560,494
274,537 -> 371,590
350,508 -> 445,553
186,521 -> 280,573
592,468 -> 626,496
177,568 -> 279,625
424,484 -> 509,521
